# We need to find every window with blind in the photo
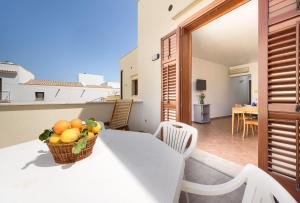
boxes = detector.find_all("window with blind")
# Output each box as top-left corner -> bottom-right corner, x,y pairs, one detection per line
161,29 -> 180,122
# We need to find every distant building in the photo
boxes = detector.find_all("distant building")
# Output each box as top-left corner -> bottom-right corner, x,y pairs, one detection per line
78,73 -> 105,86
0,62 -> 120,103
102,81 -> 120,89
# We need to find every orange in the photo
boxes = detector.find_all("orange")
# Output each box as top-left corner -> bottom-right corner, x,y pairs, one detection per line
70,118 -> 83,129
87,131 -> 95,140
53,120 -> 71,135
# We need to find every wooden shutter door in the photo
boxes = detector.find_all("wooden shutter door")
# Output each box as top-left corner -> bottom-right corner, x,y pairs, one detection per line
269,0 -> 300,25
260,0 -> 300,200
161,29 -> 181,122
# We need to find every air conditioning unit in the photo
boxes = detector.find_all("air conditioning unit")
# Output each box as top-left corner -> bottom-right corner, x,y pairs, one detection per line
228,66 -> 250,77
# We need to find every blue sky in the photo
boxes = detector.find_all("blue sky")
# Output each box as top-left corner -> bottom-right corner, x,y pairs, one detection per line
0,0 -> 137,82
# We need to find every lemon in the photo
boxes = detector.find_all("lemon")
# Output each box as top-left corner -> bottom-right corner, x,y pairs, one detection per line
60,128 -> 80,143
49,134 -> 61,144
88,121 -> 102,134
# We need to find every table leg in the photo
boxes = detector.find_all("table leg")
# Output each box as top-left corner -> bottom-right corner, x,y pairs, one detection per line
232,112 -> 235,136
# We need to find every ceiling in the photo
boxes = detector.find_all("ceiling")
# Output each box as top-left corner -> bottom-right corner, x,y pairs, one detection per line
192,0 -> 258,67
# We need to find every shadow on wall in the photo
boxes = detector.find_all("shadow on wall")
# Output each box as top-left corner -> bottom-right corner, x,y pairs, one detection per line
78,102 -> 144,132
0,102 -> 144,148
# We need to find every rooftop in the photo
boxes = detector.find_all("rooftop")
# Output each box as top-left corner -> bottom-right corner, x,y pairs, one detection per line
24,79 -> 117,88
24,79 -> 84,87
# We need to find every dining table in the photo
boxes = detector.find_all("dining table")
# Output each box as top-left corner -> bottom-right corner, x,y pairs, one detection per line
0,129 -> 185,203
232,106 -> 258,135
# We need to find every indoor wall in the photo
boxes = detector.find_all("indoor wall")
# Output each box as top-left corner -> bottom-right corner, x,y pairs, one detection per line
192,57 -> 251,120
192,57 -> 229,119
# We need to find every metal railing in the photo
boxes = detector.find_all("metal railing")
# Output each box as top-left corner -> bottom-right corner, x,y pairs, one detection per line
0,91 -> 11,103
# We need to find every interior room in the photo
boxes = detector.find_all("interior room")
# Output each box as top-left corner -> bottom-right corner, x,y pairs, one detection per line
191,0 -> 258,166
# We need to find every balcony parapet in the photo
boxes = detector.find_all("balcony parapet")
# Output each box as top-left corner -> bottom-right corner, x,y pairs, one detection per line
0,101 -> 143,148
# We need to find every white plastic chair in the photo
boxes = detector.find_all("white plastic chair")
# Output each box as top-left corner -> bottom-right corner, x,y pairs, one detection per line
182,164 -> 296,203
153,121 -> 198,160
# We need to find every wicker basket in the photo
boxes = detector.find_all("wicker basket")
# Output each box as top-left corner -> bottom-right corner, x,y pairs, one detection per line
47,135 -> 98,164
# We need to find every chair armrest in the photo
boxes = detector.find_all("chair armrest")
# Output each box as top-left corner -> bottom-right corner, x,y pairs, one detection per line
153,123 -> 163,139
182,165 -> 254,196
182,132 -> 198,160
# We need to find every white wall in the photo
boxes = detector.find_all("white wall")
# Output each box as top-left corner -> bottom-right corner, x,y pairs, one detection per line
17,66 -> 35,83
0,64 -> 35,84
0,102 -> 143,148
3,83 -> 117,103
105,82 -> 120,89
137,0 -> 215,132
0,64 -> 119,103
192,57 -> 250,120
249,63 -> 258,103
78,73 -> 104,86
120,48 -> 138,99
192,57 -> 230,119
121,0 -> 257,132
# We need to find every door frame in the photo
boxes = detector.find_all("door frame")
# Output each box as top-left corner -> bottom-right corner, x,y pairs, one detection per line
177,0 -> 266,168
177,0 -> 300,199
177,0 -> 265,155
178,0 -> 251,125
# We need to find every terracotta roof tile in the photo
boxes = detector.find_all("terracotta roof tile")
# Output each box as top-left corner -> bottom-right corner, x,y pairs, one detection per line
24,80 -> 83,87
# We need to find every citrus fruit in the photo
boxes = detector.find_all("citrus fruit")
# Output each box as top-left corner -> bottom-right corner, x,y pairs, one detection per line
60,128 -> 80,143
49,134 -> 61,144
87,131 -> 95,139
70,118 -> 83,129
53,120 -> 70,135
88,121 -> 101,134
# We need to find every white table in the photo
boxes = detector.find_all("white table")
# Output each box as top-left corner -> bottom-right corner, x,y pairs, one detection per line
0,130 -> 185,203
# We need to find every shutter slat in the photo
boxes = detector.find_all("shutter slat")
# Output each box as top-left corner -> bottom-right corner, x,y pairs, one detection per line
269,137 -> 296,145
269,45 -> 296,55
269,155 -> 296,166
265,3 -> 300,194
161,30 -> 179,122
268,161 -> 296,172
269,149 -> 297,159
269,167 -> 296,179
268,130 -> 296,138
268,71 -> 295,79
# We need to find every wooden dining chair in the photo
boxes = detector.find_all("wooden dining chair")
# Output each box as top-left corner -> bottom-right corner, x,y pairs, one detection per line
235,104 -> 243,132
243,113 -> 258,139
105,99 -> 133,130
153,121 -> 198,160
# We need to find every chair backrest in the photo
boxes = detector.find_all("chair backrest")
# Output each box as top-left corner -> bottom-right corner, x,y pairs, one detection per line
181,164 -> 296,203
154,121 -> 198,159
242,165 -> 296,203
109,99 -> 133,129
